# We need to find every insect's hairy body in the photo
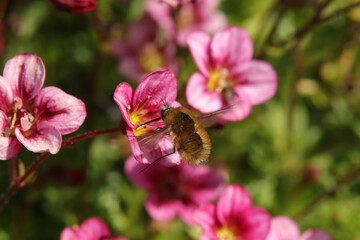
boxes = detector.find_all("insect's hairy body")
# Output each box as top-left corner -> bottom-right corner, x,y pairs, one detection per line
161,106 -> 211,164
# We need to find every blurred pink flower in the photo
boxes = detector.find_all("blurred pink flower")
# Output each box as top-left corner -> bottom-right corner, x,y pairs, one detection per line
49,0 -> 96,13
111,15 -> 177,81
0,53 -> 86,160
113,70 -> 181,165
60,217 -> 129,240
159,0 -> 191,8
186,26 -> 278,121
193,184 -> 271,240
146,0 -> 226,46
125,156 -> 224,224
266,216 -> 333,240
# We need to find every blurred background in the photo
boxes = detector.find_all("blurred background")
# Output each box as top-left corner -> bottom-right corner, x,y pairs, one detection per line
0,0 -> 360,239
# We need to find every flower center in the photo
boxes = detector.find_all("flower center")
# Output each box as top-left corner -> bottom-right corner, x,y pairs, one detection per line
139,43 -> 165,73
207,68 -> 232,91
3,97 -> 36,137
215,226 -> 238,240
128,96 -> 162,136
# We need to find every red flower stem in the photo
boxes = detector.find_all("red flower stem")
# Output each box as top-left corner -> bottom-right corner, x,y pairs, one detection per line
0,127 -> 122,211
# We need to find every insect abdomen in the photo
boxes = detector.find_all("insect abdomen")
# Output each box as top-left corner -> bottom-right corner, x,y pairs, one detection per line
165,107 -> 211,164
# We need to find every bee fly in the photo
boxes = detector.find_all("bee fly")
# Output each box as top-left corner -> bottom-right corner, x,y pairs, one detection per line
136,100 -> 240,172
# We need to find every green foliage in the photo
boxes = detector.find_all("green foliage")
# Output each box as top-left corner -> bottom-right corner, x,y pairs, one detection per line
1,0 -> 360,239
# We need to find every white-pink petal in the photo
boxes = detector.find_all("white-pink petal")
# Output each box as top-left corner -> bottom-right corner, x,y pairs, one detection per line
34,87 -> 86,135
211,26 -> 253,68
186,72 -> 223,113
186,32 -> 212,76
0,111 -> 22,160
216,184 -> 252,224
14,122 -> 61,154
3,53 -> 45,103
265,216 -> 300,240
0,76 -> 14,111
220,89 -> 252,121
233,60 -> 278,105
299,230 -> 333,240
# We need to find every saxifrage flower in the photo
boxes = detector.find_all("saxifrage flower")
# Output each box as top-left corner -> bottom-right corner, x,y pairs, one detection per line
265,216 -> 333,240
113,70 -> 181,165
146,0 -> 226,46
186,26 -> 278,121
125,156 -> 224,224
0,53 -> 86,160
193,184 -> 271,240
60,217 -> 129,240
111,15 -> 177,81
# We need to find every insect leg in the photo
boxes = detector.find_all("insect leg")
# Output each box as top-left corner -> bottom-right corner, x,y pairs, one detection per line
139,147 -> 176,173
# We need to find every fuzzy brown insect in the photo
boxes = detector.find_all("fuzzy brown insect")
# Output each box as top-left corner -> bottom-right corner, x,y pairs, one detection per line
137,102 -> 238,172
160,104 -> 211,165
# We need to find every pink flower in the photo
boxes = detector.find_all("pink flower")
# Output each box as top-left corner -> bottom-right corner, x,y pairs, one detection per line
60,217 -> 129,240
186,26 -> 278,121
49,0 -> 96,13
125,156 -> 224,224
159,0 -> 191,8
111,15 -> 177,81
193,184 -> 271,240
265,216 -> 333,240
113,70 -> 181,165
0,53 -> 86,160
146,0 -> 226,46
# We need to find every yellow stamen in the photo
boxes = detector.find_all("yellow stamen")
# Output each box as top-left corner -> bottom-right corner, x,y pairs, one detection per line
139,43 -> 165,73
215,227 -> 238,240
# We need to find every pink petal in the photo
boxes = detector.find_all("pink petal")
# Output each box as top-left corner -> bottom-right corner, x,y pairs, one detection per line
265,216 -> 300,240
240,207 -> 272,240
133,70 -> 177,110
299,230 -> 333,240
76,217 -> 111,239
15,122 -> 61,154
113,83 -> 135,128
145,193 -> 181,221
186,32 -> 212,76
146,0 -> 175,40
211,26 -> 253,68
186,72 -> 224,113
33,87 -> 86,135
60,227 -> 78,240
232,60 -> 278,105
202,12 -> 227,34
187,165 -> 224,204
0,76 -> 14,112
0,111 -> 22,160
126,127 -> 180,165
192,203 -> 218,238
218,89 -> 252,121
217,184 -> 252,224
60,217 -> 111,240
124,155 -> 155,189
3,53 -> 45,103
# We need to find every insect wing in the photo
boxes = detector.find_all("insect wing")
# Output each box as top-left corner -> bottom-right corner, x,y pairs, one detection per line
197,101 -> 250,127
135,126 -> 171,147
